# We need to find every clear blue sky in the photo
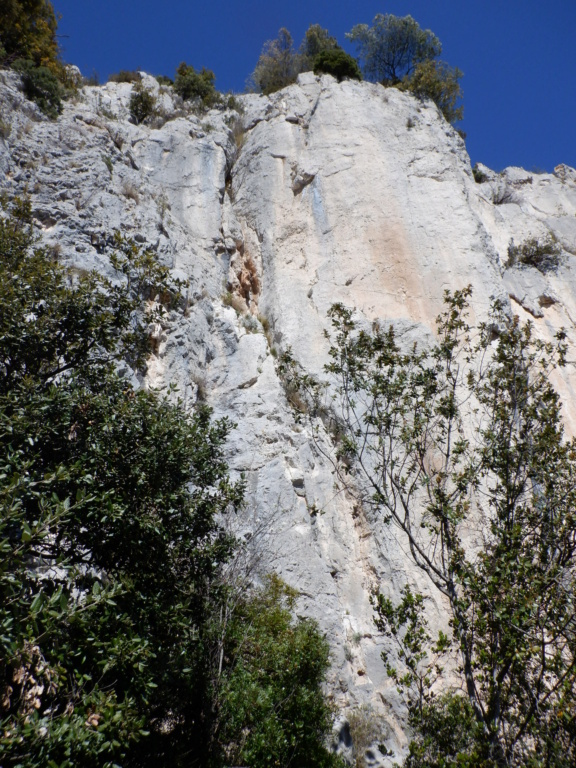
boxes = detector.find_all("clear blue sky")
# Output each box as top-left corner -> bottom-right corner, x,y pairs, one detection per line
54,0 -> 575,173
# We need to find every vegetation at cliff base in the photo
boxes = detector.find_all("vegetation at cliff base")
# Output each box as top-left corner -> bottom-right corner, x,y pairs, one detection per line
282,288 -> 576,766
0,199 -> 340,767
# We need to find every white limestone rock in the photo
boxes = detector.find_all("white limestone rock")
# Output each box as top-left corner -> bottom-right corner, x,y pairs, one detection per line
3,71 -> 576,762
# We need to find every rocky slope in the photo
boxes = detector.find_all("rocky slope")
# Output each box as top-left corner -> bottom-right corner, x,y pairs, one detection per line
2,69 -> 576,763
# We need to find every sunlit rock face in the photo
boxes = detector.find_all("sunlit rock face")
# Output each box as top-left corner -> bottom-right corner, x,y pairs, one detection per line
2,68 -> 576,764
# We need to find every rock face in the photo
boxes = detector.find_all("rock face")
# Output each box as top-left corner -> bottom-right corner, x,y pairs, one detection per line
2,69 -> 576,763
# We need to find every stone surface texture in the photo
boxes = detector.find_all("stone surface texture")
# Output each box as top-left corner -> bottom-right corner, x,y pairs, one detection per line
2,69 -> 576,764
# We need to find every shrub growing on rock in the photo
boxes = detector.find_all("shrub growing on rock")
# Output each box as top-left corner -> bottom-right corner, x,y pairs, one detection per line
300,23 -> 340,70
313,49 -> 362,82
398,59 -> 463,124
12,57 -> 63,118
505,235 -> 562,272
129,80 -> 157,124
108,69 -> 142,83
174,62 -> 218,106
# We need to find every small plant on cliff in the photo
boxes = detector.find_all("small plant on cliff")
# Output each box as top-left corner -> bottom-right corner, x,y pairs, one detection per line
505,235 -> 562,272
13,57 -> 63,118
129,80 -> 157,124
282,287 -> 576,766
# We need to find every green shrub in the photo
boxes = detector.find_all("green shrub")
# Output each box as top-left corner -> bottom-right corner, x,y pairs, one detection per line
405,693 -> 483,768
399,59 -> 463,125
108,69 -> 141,83
155,74 -> 173,86
472,163 -> 488,183
505,236 -> 562,272
313,49 -> 362,82
129,80 -> 157,124
216,575 -> 343,768
174,62 -> 218,106
13,58 -> 62,118
300,23 -> 340,69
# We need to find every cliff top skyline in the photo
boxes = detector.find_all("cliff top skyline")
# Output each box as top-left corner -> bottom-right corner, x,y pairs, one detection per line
53,0 -> 575,174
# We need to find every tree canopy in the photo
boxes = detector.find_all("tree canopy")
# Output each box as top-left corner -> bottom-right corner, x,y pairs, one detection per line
346,13 -> 463,125
0,0 -> 59,69
346,14 -> 441,85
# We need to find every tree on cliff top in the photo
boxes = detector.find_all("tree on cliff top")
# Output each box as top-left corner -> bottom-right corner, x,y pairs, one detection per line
346,14 -> 441,85
346,13 -> 463,125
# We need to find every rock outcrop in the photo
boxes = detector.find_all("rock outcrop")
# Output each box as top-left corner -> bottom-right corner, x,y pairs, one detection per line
2,68 -> 576,763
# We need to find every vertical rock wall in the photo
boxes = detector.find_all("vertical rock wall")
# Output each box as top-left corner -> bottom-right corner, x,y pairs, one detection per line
2,68 -> 576,762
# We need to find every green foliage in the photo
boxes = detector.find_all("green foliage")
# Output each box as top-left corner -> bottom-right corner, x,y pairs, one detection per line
174,62 -> 218,106
0,197 -> 244,766
108,69 -> 141,83
405,693 -> 484,768
0,198 -> 339,767
374,587 -> 449,722
283,288 -> 576,766
313,50 -> 362,82
249,27 -> 300,95
215,575 -> 342,768
12,57 -> 62,118
505,235 -> 561,272
129,80 -> 157,125
0,0 -> 60,70
300,23 -> 340,69
473,164 -> 489,183
399,59 -> 463,125
346,14 -> 441,84
250,24 -> 345,94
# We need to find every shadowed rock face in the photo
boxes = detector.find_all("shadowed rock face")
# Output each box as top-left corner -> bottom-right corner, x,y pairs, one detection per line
2,68 -> 576,763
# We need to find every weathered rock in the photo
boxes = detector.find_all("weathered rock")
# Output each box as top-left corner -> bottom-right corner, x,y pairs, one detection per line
2,69 -> 576,764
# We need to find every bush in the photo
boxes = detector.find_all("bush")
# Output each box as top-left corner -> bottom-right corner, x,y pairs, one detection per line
0,197 -> 245,767
12,57 -> 62,118
300,23 -> 340,70
505,236 -> 562,272
405,693 -> 483,768
108,69 -> 141,83
313,49 -> 362,82
472,164 -> 488,183
399,59 -> 463,125
129,80 -> 157,124
174,62 -> 218,106
216,575 -> 343,768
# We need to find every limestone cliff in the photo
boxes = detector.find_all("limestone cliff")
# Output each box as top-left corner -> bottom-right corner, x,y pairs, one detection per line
2,69 -> 576,763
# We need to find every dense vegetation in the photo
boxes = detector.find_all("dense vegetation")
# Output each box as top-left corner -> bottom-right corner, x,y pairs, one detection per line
283,289 -> 576,766
0,199 -> 341,767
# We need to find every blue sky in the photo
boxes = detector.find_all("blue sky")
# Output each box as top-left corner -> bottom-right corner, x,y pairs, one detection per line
54,0 -> 575,173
